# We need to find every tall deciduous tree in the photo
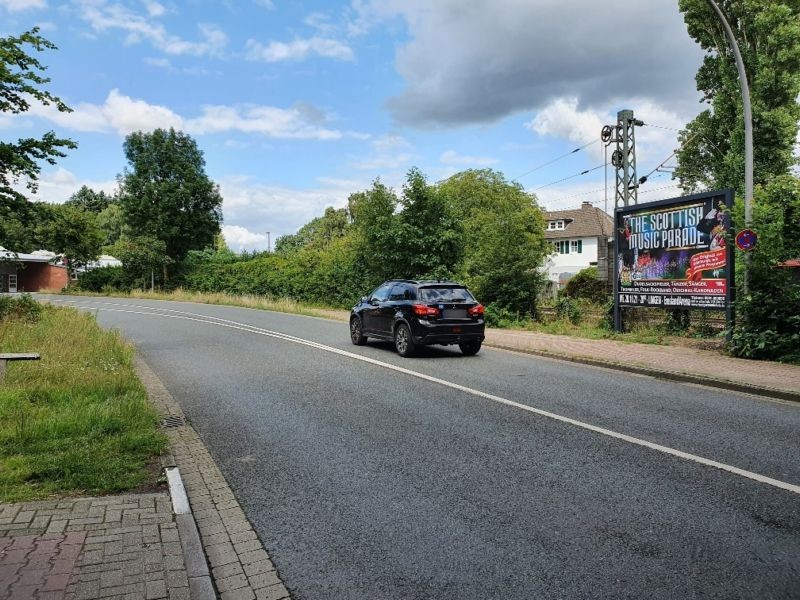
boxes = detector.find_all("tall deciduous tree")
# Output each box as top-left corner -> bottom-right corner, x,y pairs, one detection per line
348,179 -> 400,283
65,185 -> 114,214
675,0 -> 800,192
439,169 -> 549,315
119,128 -> 222,279
37,204 -> 103,270
0,28 -> 76,252
396,168 -> 462,280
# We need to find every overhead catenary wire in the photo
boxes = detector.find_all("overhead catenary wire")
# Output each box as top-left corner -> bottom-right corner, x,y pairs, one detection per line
511,139 -> 599,182
638,131 -> 701,187
533,164 -> 606,191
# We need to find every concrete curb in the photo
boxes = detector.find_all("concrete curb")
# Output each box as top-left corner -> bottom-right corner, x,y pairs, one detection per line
485,342 -> 800,403
166,466 -> 217,600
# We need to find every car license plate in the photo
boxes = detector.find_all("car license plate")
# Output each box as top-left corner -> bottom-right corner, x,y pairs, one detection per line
443,309 -> 467,319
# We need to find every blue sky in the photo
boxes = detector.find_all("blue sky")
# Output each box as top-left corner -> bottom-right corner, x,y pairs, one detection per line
2,0 -> 708,251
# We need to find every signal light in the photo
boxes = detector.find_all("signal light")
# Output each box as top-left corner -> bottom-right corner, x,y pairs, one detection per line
468,304 -> 485,316
412,304 -> 440,317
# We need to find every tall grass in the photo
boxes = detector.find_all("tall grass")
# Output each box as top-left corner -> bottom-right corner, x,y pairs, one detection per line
0,305 -> 167,502
68,287 -> 351,321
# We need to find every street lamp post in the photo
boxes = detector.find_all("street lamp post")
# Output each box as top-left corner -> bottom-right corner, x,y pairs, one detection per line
705,0 -> 753,294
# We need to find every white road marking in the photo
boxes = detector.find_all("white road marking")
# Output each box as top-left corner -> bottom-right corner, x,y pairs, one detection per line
51,298 -> 800,496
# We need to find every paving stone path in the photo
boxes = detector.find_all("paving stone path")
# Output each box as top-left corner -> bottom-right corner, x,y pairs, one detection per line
0,494 -> 188,600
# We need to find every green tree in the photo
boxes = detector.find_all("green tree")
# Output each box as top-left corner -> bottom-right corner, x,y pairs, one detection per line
119,128 -> 223,279
65,185 -> 114,214
439,169 -> 549,315
348,179 -> 400,283
675,0 -> 800,192
37,204 -> 103,270
729,175 -> 800,362
0,28 -> 76,252
275,207 -> 350,254
395,168 -> 462,280
96,203 -> 128,248
110,235 -> 172,290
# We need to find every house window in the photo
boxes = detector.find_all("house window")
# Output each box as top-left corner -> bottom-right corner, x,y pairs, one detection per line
552,240 -> 569,254
571,240 -> 582,254
547,220 -> 566,231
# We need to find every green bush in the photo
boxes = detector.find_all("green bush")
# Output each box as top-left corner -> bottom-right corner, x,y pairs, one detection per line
74,266 -> 131,293
555,296 -> 582,324
563,267 -> 609,304
0,294 -> 42,322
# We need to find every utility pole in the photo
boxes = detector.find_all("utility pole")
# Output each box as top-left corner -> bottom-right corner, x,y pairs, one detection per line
705,0 -> 753,295
266,232 -> 271,253
602,110 -> 643,209
602,109 -> 642,333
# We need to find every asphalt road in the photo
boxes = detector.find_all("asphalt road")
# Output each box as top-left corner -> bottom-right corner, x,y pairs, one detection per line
47,295 -> 800,599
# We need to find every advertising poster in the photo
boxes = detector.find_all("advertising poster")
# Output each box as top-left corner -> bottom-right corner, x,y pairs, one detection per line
615,190 -> 733,310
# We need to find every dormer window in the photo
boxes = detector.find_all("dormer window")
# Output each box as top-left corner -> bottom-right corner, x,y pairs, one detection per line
547,220 -> 566,230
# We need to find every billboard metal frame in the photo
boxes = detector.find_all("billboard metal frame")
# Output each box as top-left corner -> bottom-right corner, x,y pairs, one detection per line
613,189 -> 734,334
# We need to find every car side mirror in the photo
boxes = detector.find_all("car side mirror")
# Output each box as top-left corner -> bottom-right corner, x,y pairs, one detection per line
370,297 -> 380,306
361,296 -> 369,304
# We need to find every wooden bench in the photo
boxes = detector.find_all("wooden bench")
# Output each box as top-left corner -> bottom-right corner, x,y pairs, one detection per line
0,353 -> 40,381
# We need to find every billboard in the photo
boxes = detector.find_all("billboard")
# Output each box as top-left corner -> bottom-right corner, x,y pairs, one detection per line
615,190 -> 733,310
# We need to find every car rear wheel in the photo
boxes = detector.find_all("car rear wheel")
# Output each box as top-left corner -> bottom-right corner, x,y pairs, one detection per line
350,317 -> 367,345
459,340 -> 482,356
394,323 -> 416,357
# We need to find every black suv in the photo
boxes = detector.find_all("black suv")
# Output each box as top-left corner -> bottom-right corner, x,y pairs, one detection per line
350,280 -> 485,357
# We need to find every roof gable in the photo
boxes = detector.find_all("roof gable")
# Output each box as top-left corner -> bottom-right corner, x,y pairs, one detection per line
543,203 -> 613,239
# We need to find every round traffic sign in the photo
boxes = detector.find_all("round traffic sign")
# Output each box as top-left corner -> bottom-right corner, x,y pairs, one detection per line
735,228 -> 758,251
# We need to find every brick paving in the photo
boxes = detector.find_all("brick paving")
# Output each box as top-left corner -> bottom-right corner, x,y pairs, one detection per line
0,494 -> 189,600
137,358 -> 291,600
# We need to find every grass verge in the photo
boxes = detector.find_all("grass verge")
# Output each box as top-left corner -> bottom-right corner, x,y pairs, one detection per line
0,304 -> 167,502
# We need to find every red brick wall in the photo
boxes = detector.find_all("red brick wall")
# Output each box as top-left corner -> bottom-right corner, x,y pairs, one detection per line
17,263 -> 70,292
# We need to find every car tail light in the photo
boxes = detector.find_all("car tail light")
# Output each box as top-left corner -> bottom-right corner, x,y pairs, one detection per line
468,303 -> 485,317
412,304 -> 440,317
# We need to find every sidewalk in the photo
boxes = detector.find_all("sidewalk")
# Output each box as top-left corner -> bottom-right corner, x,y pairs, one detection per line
0,494 -> 189,600
485,328 -> 800,401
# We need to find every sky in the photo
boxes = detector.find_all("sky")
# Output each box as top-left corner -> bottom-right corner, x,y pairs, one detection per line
1,0 -> 709,251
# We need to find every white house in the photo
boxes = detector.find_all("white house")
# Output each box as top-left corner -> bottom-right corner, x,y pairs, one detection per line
541,202 -> 614,293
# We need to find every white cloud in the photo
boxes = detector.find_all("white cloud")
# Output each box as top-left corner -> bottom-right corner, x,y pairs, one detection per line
0,0 -> 46,11
76,0 -> 228,57
527,97 -> 684,165
253,0 -> 275,9
20,167 -> 118,205
23,89 -> 353,140
186,105 -> 343,140
27,88 -> 184,135
439,150 -> 497,166
221,225 -> 267,251
352,134 -> 415,170
143,0 -> 164,17
219,175 -> 369,244
245,37 -> 353,62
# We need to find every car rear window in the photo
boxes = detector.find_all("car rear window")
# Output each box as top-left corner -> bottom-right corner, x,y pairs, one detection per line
418,287 -> 474,302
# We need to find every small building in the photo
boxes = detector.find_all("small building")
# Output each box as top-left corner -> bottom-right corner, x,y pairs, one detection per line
541,202 -> 614,294
0,247 -> 70,293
